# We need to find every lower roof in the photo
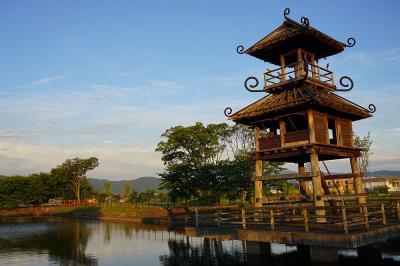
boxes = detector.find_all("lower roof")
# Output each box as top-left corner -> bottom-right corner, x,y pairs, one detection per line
229,85 -> 372,125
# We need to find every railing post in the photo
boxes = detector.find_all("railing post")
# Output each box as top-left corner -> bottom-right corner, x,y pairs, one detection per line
195,208 -> 199,228
317,67 -> 321,81
302,208 -> 309,232
217,209 -> 221,227
381,204 -> 387,226
397,201 -> 400,222
241,207 -> 247,230
342,206 -> 348,234
270,209 -> 275,231
363,205 -> 369,230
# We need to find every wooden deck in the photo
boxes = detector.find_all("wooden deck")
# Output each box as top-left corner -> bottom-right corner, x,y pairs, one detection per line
175,197 -> 400,249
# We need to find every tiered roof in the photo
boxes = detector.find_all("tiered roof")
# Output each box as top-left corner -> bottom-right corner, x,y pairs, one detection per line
229,85 -> 371,125
245,19 -> 347,65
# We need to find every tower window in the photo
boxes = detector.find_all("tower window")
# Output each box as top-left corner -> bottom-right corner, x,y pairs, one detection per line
328,118 -> 337,145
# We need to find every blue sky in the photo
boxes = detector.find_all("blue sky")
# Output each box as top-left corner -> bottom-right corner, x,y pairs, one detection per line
0,1 -> 399,179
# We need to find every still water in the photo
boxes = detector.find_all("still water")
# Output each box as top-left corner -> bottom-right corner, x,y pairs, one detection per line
0,216 -> 399,266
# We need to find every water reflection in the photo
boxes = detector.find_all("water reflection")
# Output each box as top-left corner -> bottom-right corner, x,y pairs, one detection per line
160,238 -> 246,266
0,217 -> 400,266
0,217 -> 97,265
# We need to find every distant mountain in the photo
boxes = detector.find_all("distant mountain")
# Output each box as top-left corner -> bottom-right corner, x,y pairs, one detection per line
367,170 -> 400,177
88,176 -> 162,194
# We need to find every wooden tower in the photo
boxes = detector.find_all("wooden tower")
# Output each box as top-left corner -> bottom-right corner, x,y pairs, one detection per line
225,9 -> 376,210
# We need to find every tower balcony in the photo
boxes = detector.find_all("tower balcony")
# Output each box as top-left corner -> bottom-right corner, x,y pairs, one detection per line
263,61 -> 335,93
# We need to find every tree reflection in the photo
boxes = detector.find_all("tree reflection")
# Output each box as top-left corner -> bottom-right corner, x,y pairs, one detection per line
0,218 -> 97,265
160,238 -> 246,266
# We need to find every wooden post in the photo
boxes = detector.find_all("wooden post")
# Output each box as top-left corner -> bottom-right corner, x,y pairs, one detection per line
254,127 -> 263,208
310,152 -> 326,222
298,162 -> 308,197
397,201 -> 400,222
350,156 -> 366,204
195,208 -> 199,228
297,48 -> 304,76
217,209 -> 221,227
381,204 -> 387,226
363,205 -> 369,230
342,206 -> 348,234
280,54 -> 286,81
302,208 -> 309,232
307,110 -> 315,144
279,120 -> 286,147
241,207 -> 247,229
270,209 -> 275,230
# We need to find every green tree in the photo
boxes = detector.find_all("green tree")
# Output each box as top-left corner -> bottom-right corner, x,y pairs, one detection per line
220,154 -> 254,205
354,131 -> 373,177
159,163 -> 198,207
51,157 -> 99,201
122,183 -> 132,201
129,190 -> 138,205
156,122 -> 230,167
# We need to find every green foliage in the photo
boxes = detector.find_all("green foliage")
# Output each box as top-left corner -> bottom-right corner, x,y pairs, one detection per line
103,181 -> 113,196
354,131 -> 373,177
51,157 -> 99,200
0,157 -> 99,209
156,122 -> 230,167
156,122 -> 288,205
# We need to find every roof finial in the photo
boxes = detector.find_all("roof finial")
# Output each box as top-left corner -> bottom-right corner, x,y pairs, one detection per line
301,16 -> 310,27
244,76 -> 264,92
224,107 -> 233,117
236,45 -> 245,54
336,76 -> 354,91
345,37 -> 356,47
283,8 -> 290,19
368,104 -> 376,113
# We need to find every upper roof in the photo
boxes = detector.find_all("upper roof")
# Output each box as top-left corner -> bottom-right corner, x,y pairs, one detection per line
244,18 -> 347,65
229,85 -> 372,125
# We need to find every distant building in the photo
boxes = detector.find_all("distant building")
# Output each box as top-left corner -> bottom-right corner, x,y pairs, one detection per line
363,177 -> 389,190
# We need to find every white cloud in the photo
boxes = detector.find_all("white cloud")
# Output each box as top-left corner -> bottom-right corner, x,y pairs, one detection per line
31,73 -> 73,85
0,141 -> 163,180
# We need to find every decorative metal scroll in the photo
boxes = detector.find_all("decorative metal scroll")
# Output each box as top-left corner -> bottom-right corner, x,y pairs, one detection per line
283,8 -> 291,19
283,8 -> 310,28
236,45 -> 245,54
368,104 -> 376,113
244,76 -> 264,92
224,107 -> 233,117
336,76 -> 354,91
345,37 -> 356,47
300,16 -> 310,27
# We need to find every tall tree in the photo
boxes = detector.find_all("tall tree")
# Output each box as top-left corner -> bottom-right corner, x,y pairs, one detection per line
122,183 -> 132,200
51,157 -> 99,201
156,122 -> 230,167
354,131 -> 373,177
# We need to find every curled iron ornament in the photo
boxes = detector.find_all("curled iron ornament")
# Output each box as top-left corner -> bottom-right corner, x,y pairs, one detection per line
244,76 -> 263,92
336,76 -> 354,91
283,8 -> 290,19
224,107 -> 233,117
346,37 -> 356,47
301,16 -> 310,27
236,45 -> 245,54
368,104 -> 376,113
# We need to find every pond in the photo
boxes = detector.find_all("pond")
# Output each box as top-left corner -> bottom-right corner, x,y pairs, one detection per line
0,216 -> 399,265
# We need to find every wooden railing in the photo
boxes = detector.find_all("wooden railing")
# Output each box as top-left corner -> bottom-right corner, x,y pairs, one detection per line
263,61 -> 334,89
179,200 -> 396,234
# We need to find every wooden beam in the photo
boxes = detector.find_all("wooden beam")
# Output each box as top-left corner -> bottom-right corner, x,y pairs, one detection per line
252,172 -> 313,181
324,173 -> 354,180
